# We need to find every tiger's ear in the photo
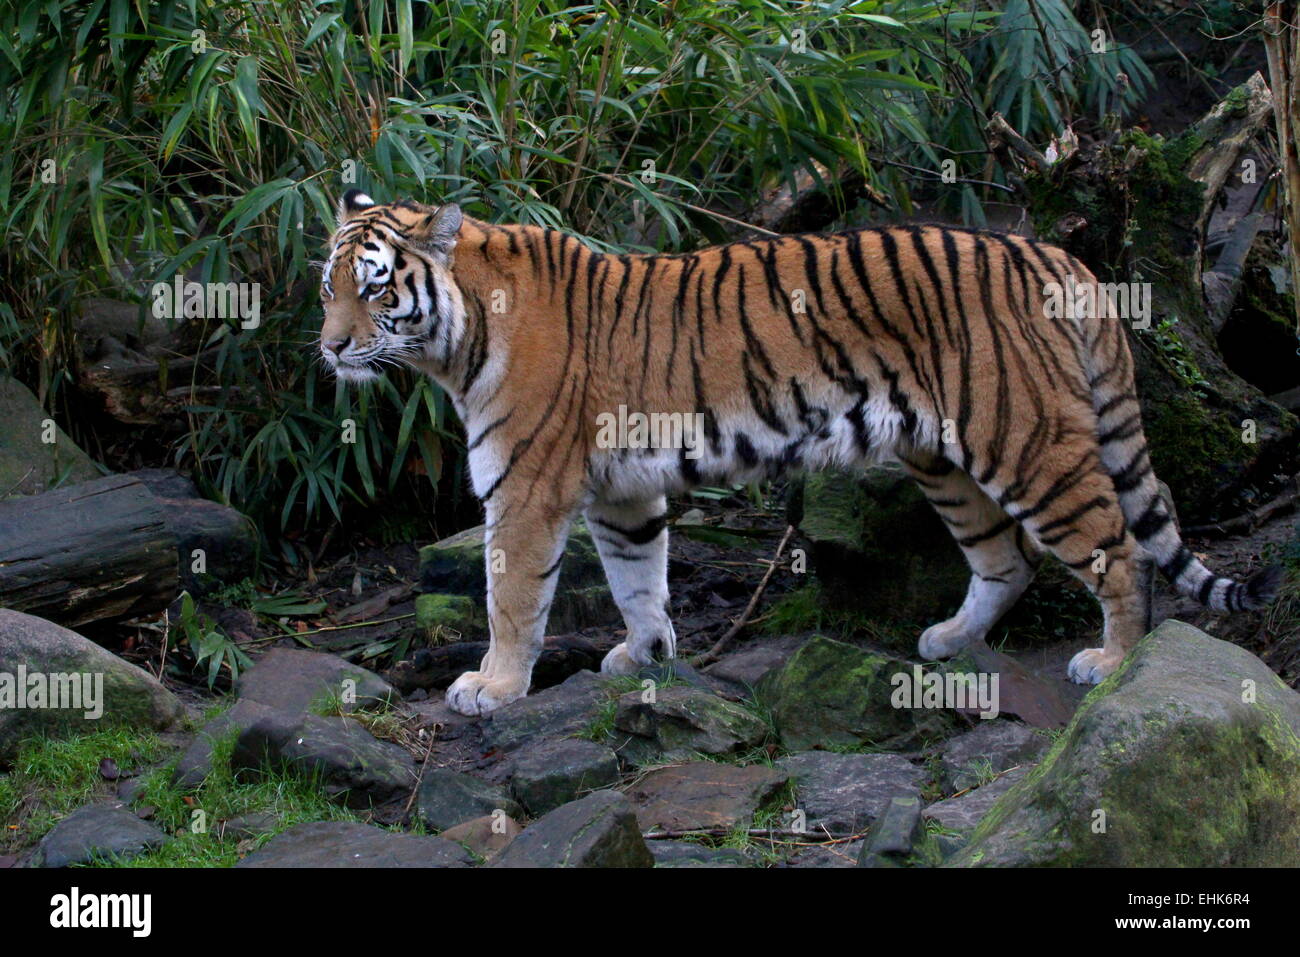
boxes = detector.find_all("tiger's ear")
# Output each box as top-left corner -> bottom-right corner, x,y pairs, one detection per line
415,203 -> 463,262
337,189 -> 376,224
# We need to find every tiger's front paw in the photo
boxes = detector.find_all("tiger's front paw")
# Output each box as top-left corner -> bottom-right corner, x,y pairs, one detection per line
445,670 -> 529,716
600,641 -> 648,676
1067,647 -> 1123,685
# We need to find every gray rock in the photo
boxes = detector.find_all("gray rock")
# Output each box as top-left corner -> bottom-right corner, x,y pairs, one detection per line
704,638 -> 802,692
953,621 -> 1300,867
417,769 -> 521,832
231,710 -> 415,808
757,636 -> 946,751
0,609 -> 185,763
236,821 -> 471,867
482,669 -> 608,753
0,375 -> 99,499
172,698 -> 276,789
34,804 -> 169,867
623,762 -> 790,832
776,750 -> 924,833
650,840 -> 750,868
235,648 -> 396,715
923,765 -> 1031,838
508,738 -> 620,815
939,720 -> 1049,793
490,790 -> 653,868
612,685 -> 768,766
857,795 -> 923,867
439,814 -> 522,861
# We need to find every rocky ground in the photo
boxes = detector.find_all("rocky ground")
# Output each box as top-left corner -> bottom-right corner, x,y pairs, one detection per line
2,471 -> 1298,869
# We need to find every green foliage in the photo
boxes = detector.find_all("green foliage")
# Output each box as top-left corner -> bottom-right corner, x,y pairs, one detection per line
0,0 -> 1151,544
171,591 -> 254,687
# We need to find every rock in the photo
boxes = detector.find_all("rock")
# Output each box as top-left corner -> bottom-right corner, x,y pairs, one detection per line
172,699 -> 276,788
938,644 -> 1077,728
418,521 -> 618,632
416,769 -> 521,832
776,750 -> 924,833
0,610 -> 185,764
34,804 -> 169,867
218,812 -> 279,840
624,762 -> 789,832
154,495 -> 257,598
415,593 -> 482,640
0,375 -> 100,499
235,648 -> 396,715
482,669 -> 609,753
938,721 -> 1049,793
953,621 -> 1300,867
612,685 -> 768,765
490,790 -> 653,868
797,466 -> 968,628
703,638 -> 803,692
231,710 -> 415,808
650,841 -> 750,868
508,738 -> 621,815
236,821 -> 471,868
439,814 -> 522,861
857,795 -> 923,867
758,635 -> 940,751
922,766 -> 1031,839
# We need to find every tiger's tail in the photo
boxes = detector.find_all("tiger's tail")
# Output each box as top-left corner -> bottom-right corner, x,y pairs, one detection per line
1070,264 -> 1284,612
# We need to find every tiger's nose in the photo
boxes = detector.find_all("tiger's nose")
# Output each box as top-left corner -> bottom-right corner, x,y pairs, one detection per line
322,337 -> 350,357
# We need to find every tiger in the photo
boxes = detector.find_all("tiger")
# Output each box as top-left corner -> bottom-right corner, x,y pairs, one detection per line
319,189 -> 1282,716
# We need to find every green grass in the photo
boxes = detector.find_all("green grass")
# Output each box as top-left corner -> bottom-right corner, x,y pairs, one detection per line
1,728 -> 170,851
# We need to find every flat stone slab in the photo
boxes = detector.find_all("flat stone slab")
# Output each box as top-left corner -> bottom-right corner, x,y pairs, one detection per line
35,804 -> 170,867
623,762 -> 789,832
236,822 -> 471,867
417,769 -> 521,832
923,765 -> 1031,837
439,814 -> 522,861
481,669 -> 608,753
232,710 -> 416,808
236,648 -> 396,715
612,685 -> 768,766
939,720 -> 1048,794
508,738 -> 620,815
650,840 -> 751,868
776,750 -> 924,833
490,790 -> 653,868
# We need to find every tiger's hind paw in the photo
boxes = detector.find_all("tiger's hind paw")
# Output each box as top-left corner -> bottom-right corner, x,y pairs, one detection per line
1067,647 -> 1123,685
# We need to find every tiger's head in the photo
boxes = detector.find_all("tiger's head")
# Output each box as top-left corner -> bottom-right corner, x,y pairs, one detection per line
319,190 -> 465,383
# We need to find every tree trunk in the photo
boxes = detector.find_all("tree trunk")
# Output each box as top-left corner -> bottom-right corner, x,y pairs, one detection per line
0,475 -> 178,626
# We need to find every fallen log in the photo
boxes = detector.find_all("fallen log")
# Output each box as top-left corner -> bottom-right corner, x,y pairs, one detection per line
0,475 -> 178,626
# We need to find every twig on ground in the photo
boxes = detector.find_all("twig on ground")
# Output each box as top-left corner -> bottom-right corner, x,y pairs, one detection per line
1182,475 -> 1300,539
690,524 -> 796,668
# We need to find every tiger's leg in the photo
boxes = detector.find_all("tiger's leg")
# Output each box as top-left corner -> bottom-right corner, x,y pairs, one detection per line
584,495 -> 676,675
445,501 -> 574,716
975,458 -> 1149,684
900,455 -> 1043,659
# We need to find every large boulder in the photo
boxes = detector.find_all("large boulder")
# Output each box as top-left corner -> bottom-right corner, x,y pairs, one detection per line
0,610 -> 185,764
418,521 -> 618,633
794,466 -> 968,625
235,648 -> 397,715
952,621 -> 1300,867
0,375 -> 100,499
